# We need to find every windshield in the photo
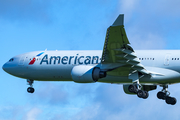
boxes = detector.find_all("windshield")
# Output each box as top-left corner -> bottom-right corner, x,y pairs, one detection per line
9,58 -> 14,62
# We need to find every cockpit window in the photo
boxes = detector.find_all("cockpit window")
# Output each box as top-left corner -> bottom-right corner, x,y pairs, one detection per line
9,58 -> 14,62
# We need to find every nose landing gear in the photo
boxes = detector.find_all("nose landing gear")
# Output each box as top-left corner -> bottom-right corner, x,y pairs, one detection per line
157,85 -> 177,105
27,79 -> 35,93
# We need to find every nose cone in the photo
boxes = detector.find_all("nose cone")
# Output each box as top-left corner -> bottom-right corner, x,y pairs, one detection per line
2,64 -> 5,71
2,63 -> 11,73
3,55 -> 27,78
2,62 -> 19,75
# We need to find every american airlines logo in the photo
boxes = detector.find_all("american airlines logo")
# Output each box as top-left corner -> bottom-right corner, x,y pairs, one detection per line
29,52 -> 44,65
40,54 -> 100,65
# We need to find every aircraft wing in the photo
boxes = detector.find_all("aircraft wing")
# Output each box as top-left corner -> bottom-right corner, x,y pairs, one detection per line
101,14 -> 150,77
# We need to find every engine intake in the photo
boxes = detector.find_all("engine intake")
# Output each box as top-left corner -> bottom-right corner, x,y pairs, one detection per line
92,67 -> 106,81
71,65 -> 106,83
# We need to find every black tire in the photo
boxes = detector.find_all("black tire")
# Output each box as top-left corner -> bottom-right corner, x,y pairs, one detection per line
27,87 -> 31,93
128,85 -> 137,93
137,90 -> 144,98
30,87 -> 35,93
142,91 -> 149,99
157,91 -> 166,100
27,87 -> 35,93
165,96 -> 173,105
171,97 -> 177,105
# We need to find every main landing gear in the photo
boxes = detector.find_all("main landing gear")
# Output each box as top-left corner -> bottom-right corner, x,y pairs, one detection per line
128,83 -> 149,99
27,79 -> 35,93
157,85 -> 177,105
128,72 -> 149,99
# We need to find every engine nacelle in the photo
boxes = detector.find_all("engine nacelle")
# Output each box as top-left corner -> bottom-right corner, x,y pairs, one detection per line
123,84 -> 157,95
71,65 -> 106,83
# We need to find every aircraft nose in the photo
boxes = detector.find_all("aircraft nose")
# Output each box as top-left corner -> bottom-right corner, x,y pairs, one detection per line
2,62 -> 19,75
2,62 -> 17,74
2,63 -> 10,73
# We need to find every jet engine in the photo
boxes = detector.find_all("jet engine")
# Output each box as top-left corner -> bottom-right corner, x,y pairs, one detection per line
123,84 -> 157,94
71,65 -> 106,83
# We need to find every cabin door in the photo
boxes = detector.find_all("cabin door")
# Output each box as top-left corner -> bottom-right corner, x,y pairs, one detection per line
164,54 -> 170,66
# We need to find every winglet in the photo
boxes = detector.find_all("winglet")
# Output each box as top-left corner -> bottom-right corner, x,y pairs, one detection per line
112,14 -> 124,26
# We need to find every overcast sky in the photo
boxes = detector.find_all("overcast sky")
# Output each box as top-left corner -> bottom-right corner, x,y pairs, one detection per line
1,0 -> 180,120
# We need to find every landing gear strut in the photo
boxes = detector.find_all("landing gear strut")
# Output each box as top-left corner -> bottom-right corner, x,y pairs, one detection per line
27,79 -> 35,93
157,85 -> 177,105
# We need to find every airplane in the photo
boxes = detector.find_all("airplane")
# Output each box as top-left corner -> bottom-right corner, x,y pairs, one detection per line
2,14 -> 180,105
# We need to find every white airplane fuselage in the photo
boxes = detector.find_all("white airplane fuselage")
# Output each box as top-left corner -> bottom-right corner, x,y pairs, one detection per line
3,50 -> 180,85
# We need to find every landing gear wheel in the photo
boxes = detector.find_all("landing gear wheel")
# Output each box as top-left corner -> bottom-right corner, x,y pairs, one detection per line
137,90 -> 144,98
157,85 -> 177,105
170,97 -> 177,105
128,85 -> 137,93
27,87 -> 35,93
142,91 -> 149,99
165,97 -> 177,105
157,91 -> 166,100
